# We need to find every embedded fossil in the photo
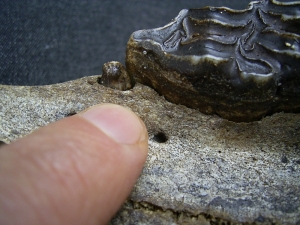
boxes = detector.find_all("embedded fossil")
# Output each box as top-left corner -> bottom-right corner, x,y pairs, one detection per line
99,61 -> 134,91
125,0 -> 300,122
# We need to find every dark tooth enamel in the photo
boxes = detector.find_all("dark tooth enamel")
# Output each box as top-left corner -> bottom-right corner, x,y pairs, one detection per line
100,61 -> 134,91
126,0 -> 300,122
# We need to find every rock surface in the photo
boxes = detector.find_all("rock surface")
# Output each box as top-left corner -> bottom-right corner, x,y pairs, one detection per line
1,76 -> 300,224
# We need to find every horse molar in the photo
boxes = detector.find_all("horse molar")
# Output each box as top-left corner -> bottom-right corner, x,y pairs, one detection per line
125,0 -> 300,122
99,61 -> 134,91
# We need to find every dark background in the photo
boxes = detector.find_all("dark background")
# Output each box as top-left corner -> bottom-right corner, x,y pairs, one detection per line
0,0 -> 251,85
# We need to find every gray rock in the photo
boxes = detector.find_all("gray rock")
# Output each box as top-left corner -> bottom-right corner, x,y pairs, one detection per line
1,76 -> 300,224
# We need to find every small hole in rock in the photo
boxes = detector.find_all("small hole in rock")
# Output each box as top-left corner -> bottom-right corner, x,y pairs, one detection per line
66,111 -> 77,117
281,155 -> 289,164
97,76 -> 102,84
153,132 -> 168,143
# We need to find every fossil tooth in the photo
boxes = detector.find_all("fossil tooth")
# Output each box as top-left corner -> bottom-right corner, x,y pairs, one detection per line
126,0 -> 300,122
99,61 -> 134,91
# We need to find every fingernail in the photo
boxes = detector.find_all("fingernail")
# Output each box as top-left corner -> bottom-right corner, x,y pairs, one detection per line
81,104 -> 147,144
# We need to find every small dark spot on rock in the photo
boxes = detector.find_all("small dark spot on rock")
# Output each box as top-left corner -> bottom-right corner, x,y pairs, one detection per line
288,166 -> 295,172
66,111 -> 77,117
281,155 -> 289,163
295,159 -> 300,165
209,196 -> 254,209
153,132 -> 168,143
255,215 -> 265,223
218,150 -> 222,153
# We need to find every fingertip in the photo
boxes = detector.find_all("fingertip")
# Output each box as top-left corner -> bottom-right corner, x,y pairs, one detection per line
0,104 -> 149,225
79,104 -> 149,182
81,104 -> 148,146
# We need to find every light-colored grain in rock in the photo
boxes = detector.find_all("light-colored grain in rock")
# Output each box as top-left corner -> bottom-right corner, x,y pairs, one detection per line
1,76 -> 299,224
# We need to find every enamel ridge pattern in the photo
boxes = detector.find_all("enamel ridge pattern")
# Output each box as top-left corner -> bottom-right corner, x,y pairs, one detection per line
126,0 -> 300,122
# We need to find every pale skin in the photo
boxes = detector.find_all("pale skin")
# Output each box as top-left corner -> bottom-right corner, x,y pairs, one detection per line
0,104 -> 149,225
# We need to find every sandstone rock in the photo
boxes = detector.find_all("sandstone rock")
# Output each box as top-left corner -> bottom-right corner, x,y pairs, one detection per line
1,76 -> 300,224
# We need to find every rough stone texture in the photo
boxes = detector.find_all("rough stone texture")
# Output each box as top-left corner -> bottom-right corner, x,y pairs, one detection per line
1,76 -> 300,224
